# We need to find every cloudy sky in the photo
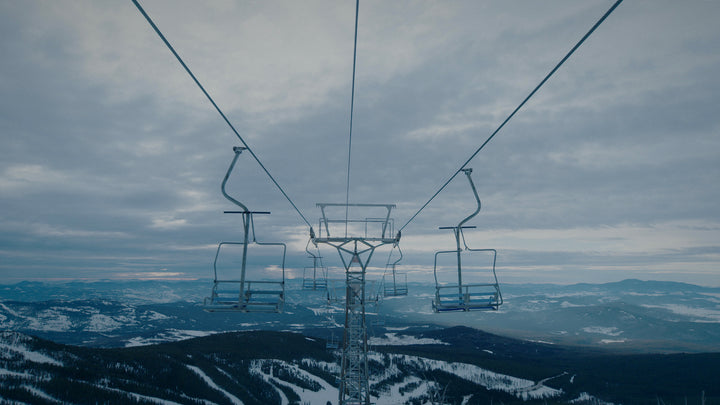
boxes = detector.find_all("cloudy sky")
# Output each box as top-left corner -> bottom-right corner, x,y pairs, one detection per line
1,0 -> 719,286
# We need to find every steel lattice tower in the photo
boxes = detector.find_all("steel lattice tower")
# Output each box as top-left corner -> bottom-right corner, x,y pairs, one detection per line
313,204 -> 398,405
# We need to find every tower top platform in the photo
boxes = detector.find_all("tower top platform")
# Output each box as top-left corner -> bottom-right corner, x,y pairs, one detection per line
313,203 -> 399,244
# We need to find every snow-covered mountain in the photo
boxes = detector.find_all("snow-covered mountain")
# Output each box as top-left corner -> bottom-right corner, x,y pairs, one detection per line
2,328 -> 718,404
0,329 -> 566,404
1,279 -> 719,352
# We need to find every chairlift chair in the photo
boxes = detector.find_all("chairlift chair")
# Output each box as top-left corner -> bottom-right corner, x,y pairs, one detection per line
382,244 -> 408,297
302,240 -> 328,290
432,168 -> 503,312
325,278 -> 346,304
365,279 -> 380,305
326,332 -> 339,350
204,147 -> 286,313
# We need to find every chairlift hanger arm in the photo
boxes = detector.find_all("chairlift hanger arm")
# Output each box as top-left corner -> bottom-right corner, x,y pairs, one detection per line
305,237 -> 323,261
383,242 -> 402,271
457,169 -> 481,229
221,149 -> 272,206
436,169 -> 480,242
457,168 -> 482,250
221,147 -> 249,212
392,244 -> 403,267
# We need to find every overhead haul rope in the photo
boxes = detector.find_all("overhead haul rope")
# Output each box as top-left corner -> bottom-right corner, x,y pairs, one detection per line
399,0 -> 624,232
344,0 -> 360,237
131,0 -> 312,230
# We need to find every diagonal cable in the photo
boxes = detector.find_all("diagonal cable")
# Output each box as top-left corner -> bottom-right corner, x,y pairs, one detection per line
344,0 -> 360,237
399,0 -> 624,232
131,0 -> 312,229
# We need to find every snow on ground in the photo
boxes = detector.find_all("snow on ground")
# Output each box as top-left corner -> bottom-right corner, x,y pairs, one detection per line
186,364 -> 244,405
560,301 -> 585,308
0,368 -> 32,378
303,358 -> 341,375
298,353 -> 563,402
94,383 -> 185,405
124,330 -> 217,347
249,361 -> 289,405
307,306 -> 342,316
525,339 -> 554,345
21,385 -> 61,404
699,292 -> 720,303
143,310 -> 171,321
26,309 -> 72,332
599,339 -> 628,344
381,353 -> 563,400
626,292 -> 664,297
0,302 -> 21,317
376,376 -> 436,405
1,344 -> 63,366
369,332 -> 448,346
641,303 -> 720,323
85,314 -> 124,332
569,392 -> 617,405
581,326 -> 623,336
0,317 -> 14,331
121,289 -> 184,304
250,359 -> 338,405
545,291 -> 604,299
0,333 -> 63,366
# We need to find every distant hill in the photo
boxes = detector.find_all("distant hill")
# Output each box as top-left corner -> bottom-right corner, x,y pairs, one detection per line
2,278 -> 719,352
1,327 -> 718,404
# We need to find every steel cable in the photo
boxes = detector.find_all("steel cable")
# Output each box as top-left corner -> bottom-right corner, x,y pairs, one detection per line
344,0 -> 360,237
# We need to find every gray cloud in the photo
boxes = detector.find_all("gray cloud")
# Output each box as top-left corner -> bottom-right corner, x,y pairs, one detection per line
1,1 -> 719,286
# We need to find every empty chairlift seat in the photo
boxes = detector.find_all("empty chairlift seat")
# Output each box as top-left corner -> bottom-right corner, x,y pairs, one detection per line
302,242 -> 328,291
433,248 -> 502,312
204,239 -> 287,313
302,266 -> 328,290
203,146 -> 286,313
431,168 -> 503,312
382,244 -> 408,297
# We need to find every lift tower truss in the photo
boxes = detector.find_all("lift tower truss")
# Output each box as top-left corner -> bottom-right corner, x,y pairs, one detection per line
313,203 -> 399,405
